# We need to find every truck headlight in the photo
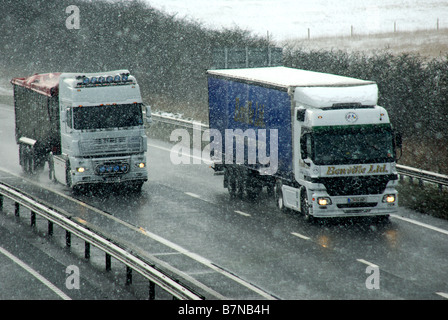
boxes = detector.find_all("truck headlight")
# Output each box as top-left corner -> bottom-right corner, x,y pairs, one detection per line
317,197 -> 332,206
76,167 -> 86,173
136,162 -> 145,169
382,194 -> 396,203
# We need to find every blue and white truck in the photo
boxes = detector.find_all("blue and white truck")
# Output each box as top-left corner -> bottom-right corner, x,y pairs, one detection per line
207,66 -> 401,220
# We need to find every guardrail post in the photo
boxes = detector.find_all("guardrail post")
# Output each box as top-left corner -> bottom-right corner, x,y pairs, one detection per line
105,253 -> 111,271
85,242 -> 90,259
30,211 -> 36,227
15,202 -> 20,217
126,266 -> 132,285
66,231 -> 71,248
149,281 -> 155,300
48,221 -> 53,236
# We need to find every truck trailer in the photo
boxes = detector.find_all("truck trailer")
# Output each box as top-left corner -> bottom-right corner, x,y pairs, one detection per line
11,70 -> 150,191
207,66 -> 401,220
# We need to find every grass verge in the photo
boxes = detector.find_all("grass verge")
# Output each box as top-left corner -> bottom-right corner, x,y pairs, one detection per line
397,180 -> 448,221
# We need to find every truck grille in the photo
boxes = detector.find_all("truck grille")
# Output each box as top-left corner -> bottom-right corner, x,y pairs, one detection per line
80,136 -> 142,155
318,175 -> 395,196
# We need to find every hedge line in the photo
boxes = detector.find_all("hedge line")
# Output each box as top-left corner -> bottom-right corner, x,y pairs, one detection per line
2,0 -> 447,173
0,0 -> 269,121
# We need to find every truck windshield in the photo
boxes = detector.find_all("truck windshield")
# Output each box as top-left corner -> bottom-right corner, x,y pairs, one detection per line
72,104 -> 143,130
312,125 -> 395,165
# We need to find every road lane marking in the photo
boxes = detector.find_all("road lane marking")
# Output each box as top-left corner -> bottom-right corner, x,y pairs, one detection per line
185,192 -> 201,199
235,210 -> 251,217
356,259 -> 379,268
291,232 -> 310,240
0,246 -> 71,300
436,292 -> 448,299
390,214 -> 448,236
148,143 -> 213,165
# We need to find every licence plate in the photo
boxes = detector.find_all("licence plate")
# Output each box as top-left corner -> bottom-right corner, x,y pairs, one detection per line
348,197 -> 366,203
104,176 -> 120,183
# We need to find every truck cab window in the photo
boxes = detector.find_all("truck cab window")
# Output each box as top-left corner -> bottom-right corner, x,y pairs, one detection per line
72,104 -> 143,130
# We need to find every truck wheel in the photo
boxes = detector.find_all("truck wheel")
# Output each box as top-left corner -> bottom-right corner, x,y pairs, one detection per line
235,175 -> 246,199
274,180 -> 286,212
48,155 -> 55,182
226,168 -> 237,198
300,190 -> 314,222
246,177 -> 262,200
66,165 -> 72,188
19,145 -> 32,174
26,154 -> 37,175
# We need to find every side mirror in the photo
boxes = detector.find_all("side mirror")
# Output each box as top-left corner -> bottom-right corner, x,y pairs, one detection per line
296,108 -> 306,122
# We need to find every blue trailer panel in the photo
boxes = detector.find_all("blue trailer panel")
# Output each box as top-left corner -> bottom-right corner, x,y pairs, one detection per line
207,75 -> 293,178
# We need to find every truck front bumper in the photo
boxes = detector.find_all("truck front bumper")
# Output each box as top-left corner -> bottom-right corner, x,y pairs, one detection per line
69,155 -> 148,187
310,193 -> 398,218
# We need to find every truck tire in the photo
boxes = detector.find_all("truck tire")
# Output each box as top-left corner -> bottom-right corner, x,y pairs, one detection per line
274,180 -> 287,212
66,164 -> 72,188
226,167 -> 237,199
246,176 -> 262,200
19,145 -> 45,175
48,155 -> 55,182
300,189 -> 314,222
235,173 -> 246,199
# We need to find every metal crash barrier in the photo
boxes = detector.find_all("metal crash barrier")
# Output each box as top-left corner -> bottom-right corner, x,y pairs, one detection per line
0,182 -> 203,300
397,164 -> 448,191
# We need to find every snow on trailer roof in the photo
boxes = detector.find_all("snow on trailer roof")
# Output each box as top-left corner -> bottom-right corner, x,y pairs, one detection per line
207,66 -> 375,89
11,72 -> 61,97
10,70 -> 133,97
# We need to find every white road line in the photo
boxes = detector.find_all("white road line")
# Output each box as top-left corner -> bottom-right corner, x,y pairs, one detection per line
148,143 -> 213,165
390,214 -> 448,236
291,232 -> 310,240
356,259 -> 379,268
436,292 -> 448,299
0,246 -> 71,300
235,210 -> 251,217
185,192 -> 201,199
